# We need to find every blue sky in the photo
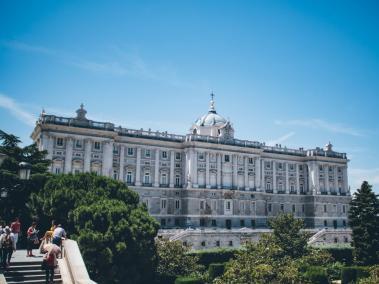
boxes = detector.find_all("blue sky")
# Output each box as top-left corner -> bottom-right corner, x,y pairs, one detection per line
0,0 -> 378,192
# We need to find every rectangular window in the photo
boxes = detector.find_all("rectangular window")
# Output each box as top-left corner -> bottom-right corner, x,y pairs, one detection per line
113,171 -> 118,180
278,163 -> 283,170
161,173 -> 167,185
199,153 -> 204,160
280,204 -> 284,211
113,145 -> 118,154
145,149 -> 151,158
161,199 -> 167,209
268,203 -> 272,212
75,140 -> 82,148
216,240 -> 220,247
175,152 -> 181,160
292,204 -> 296,213
299,165 -> 303,171
200,219 -> 205,227
57,138 -> 63,146
343,205 -> 346,213
127,147 -> 134,156
162,151 -> 167,159
175,200 -> 180,209
127,172 -> 133,183
211,219 -> 217,227
240,220 -> 245,227
324,204 -> 327,213
94,141 -> 101,150
200,200 -> 204,210
224,155 -> 230,162
290,164 -> 294,170
173,218 -> 180,226
226,201 -> 231,210
248,157 -> 254,164
160,219 -> 166,227
251,219 -> 256,229
302,204 -> 305,213
175,175 -> 181,187
144,173 -> 150,184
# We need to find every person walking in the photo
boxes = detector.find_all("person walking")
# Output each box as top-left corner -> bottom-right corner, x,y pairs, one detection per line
10,217 -> 21,249
42,244 -> 61,284
0,226 -> 16,269
26,222 -> 39,257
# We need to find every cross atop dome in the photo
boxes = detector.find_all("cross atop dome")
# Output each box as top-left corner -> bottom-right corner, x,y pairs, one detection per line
209,92 -> 216,113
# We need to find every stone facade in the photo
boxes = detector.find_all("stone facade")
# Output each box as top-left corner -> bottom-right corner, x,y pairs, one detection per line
31,98 -> 351,239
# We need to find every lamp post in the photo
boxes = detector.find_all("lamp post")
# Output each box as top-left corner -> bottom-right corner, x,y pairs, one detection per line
19,162 -> 32,180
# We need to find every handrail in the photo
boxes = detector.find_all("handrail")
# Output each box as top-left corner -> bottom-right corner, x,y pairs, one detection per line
61,239 -> 97,284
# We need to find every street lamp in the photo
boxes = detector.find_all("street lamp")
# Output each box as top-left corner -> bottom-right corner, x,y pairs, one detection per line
19,162 -> 32,180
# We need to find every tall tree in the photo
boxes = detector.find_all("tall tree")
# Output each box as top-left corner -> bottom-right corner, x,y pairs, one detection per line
349,181 -> 379,265
0,130 -> 50,224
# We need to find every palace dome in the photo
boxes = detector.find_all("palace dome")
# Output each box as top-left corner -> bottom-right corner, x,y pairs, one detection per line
190,94 -> 234,138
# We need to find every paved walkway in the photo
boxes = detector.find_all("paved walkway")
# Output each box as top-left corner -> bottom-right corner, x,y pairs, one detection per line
9,249 -> 45,264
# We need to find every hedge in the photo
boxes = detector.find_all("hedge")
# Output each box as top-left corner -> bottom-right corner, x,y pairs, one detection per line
341,266 -> 370,284
175,276 -> 204,284
303,266 -> 329,284
208,263 -> 226,280
322,247 -> 354,265
188,248 -> 238,266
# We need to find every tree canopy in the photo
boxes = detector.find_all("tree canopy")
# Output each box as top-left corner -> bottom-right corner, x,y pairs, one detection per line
29,173 -> 160,284
349,181 -> 379,265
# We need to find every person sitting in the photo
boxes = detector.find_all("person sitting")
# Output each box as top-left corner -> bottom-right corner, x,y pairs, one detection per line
52,224 -> 66,247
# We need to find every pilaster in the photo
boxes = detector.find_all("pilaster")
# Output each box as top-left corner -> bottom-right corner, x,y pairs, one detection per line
119,145 -> 125,182
154,149 -> 160,187
169,150 -> 175,188
216,153 -> 221,189
272,160 -> 277,193
84,139 -> 92,172
135,147 -> 141,186
64,137 -> 73,174
205,152 -> 211,189
244,156 -> 249,191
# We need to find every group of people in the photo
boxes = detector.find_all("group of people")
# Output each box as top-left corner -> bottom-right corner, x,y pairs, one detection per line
0,217 -> 20,269
0,218 -> 67,284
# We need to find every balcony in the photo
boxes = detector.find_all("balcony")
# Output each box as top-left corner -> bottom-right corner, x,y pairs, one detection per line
142,183 -> 153,187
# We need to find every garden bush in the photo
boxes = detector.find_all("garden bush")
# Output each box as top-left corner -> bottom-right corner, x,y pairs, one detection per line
341,266 -> 369,284
208,263 -> 226,280
188,248 -> 237,267
303,266 -> 329,284
174,276 -> 204,284
322,247 -> 354,265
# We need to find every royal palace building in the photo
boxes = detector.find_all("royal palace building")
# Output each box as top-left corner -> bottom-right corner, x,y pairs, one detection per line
31,96 -> 351,248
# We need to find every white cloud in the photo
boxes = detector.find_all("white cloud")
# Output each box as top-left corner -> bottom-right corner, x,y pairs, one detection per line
1,40 -> 192,87
349,168 -> 379,192
275,119 -> 364,137
267,131 -> 295,146
0,93 -> 36,127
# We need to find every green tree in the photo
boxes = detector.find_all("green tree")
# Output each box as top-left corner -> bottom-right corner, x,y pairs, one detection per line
349,181 -> 379,265
0,130 -> 50,225
269,213 -> 309,259
29,173 -> 159,284
156,239 -> 202,281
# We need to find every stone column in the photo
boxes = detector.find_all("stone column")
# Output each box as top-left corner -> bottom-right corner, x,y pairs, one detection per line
135,147 -> 141,186
185,149 -> 190,188
154,149 -> 160,187
272,161 -> 277,193
42,134 -> 53,160
64,137 -> 73,174
216,153 -> 222,189
84,139 -> 92,172
102,141 -> 113,177
119,145 -> 125,182
192,150 -> 198,187
325,164 -> 330,194
285,162 -> 289,194
260,158 -> 264,192
333,165 -> 338,194
255,157 -> 261,191
343,166 -> 348,194
169,150 -> 175,188
315,163 -> 320,195
233,155 -> 238,189
295,163 -> 299,194
205,152 -> 211,188
244,156 -> 249,190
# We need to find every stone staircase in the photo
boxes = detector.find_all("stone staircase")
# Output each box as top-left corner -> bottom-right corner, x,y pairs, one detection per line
2,250 -> 62,284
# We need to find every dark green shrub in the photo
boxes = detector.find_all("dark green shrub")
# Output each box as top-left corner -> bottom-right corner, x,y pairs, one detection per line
322,247 -> 354,265
174,276 -> 203,284
208,263 -> 225,280
341,266 -> 369,284
326,262 -> 345,280
188,248 -> 237,267
303,266 -> 329,284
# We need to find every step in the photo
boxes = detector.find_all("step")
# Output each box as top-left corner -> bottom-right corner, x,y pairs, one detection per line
5,273 -> 61,281
5,269 -> 53,275
6,264 -> 42,271
6,280 -> 62,284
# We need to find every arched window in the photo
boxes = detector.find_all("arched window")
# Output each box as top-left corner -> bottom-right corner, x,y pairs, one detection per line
193,129 -> 197,134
